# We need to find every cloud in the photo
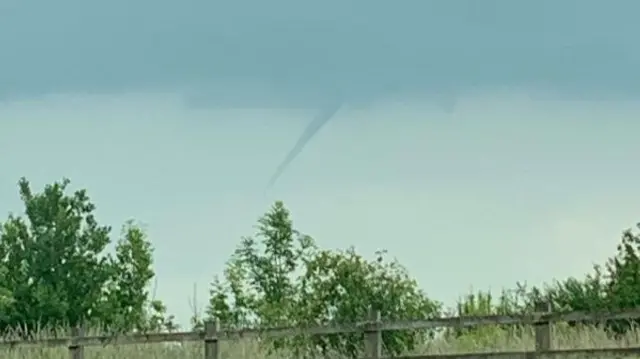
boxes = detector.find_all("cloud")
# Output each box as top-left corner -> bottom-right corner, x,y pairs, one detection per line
2,1 -> 640,107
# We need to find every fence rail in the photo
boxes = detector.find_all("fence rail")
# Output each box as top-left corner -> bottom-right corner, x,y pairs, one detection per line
3,301 -> 640,359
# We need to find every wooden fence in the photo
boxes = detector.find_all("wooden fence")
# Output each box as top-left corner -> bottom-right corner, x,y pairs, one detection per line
4,301 -> 640,359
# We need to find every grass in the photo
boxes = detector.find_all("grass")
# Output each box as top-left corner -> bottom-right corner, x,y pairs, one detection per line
2,324 -> 640,359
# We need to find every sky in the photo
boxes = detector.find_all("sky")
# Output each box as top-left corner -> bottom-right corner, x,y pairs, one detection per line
1,1 -> 640,326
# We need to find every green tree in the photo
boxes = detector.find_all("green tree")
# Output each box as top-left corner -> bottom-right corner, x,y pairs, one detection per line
0,177 -> 174,334
206,201 -> 441,358
601,223 -> 640,333
507,222 -> 639,335
298,247 -> 441,357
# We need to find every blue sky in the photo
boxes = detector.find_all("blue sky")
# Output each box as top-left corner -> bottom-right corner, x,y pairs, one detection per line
1,1 -> 639,326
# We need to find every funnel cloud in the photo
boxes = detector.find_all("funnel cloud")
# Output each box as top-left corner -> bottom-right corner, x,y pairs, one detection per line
266,100 -> 343,189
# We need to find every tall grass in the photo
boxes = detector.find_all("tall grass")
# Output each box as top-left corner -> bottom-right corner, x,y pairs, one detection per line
2,324 -> 640,359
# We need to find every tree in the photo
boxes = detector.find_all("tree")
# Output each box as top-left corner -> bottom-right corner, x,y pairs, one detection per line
502,222 -> 640,336
0,177 -> 175,334
206,201 -> 441,358
601,223 -> 640,334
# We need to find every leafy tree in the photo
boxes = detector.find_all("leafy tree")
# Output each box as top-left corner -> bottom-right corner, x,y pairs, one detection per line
298,247 -> 441,357
601,223 -> 640,333
144,299 -> 179,332
525,271 -> 607,316
506,222 -> 640,335
0,177 -> 175,334
206,201 -> 441,358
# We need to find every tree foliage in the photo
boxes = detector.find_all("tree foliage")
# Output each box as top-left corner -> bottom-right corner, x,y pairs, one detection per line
206,201 -> 441,358
0,177 -> 176,334
450,222 -> 640,341
521,223 -> 640,334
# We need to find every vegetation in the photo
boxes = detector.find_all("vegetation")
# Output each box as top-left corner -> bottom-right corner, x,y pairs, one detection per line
204,201 -> 440,358
1,177 -> 639,358
0,178 -> 176,335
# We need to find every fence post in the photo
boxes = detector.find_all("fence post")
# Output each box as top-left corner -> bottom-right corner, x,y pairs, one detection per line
534,300 -> 552,354
204,320 -> 220,359
68,326 -> 84,359
364,307 -> 381,359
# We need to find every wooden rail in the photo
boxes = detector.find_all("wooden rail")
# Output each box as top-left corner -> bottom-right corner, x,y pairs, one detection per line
3,301 -> 640,359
